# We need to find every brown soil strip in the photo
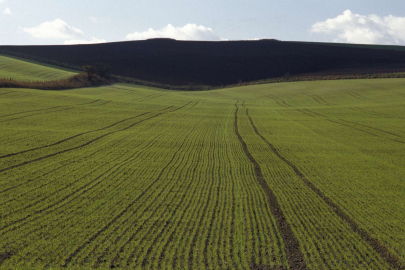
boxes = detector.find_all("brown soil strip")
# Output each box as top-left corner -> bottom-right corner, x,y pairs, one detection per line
234,101 -> 307,270
244,105 -> 403,270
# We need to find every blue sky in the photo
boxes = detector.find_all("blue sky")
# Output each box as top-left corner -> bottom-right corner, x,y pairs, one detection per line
1,0 -> 405,45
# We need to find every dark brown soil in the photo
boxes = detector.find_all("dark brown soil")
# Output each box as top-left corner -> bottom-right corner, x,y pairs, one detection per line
2,39 -> 405,86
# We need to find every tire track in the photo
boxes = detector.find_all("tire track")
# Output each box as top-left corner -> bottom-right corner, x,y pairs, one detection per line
346,107 -> 393,119
62,111 -> 195,268
0,107 -> 76,123
0,113 -> 145,160
267,95 -> 405,144
61,101 -> 194,268
344,90 -> 381,103
138,93 -> 165,102
300,108 -> 405,143
0,99 -> 101,122
0,132 -> 132,206
301,92 -> 334,107
0,127 -> 141,217
234,101 -> 307,270
6,124 -> 179,243
243,104 -> 403,270
0,90 -> 14,96
0,99 -> 101,118
0,104 -> 178,162
0,100 -> 191,185
0,137 -> 158,265
346,106 -> 405,120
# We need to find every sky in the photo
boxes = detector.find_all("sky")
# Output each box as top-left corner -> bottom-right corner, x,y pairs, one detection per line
2,0 -> 405,45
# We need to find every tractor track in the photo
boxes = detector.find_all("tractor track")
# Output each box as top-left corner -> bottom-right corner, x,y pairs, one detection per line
0,101 -> 192,175
242,102 -> 403,270
60,101 -> 194,268
234,101 -> 307,270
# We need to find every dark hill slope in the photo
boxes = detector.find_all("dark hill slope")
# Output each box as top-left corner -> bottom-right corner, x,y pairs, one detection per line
2,39 -> 405,86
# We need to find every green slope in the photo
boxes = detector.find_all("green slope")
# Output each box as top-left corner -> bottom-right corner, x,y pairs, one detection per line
0,54 -> 77,81
0,59 -> 404,269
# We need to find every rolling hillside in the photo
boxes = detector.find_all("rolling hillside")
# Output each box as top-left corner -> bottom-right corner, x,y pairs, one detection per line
2,39 -> 405,86
0,55 -> 77,81
0,56 -> 404,269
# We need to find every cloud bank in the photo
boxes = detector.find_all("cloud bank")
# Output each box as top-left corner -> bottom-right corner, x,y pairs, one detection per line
23,19 -> 84,39
311,10 -> 405,45
126,24 -> 222,41
22,19 -> 105,45
3,7 -> 10,15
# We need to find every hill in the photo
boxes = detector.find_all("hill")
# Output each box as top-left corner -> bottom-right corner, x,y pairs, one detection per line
2,39 -> 405,86
1,55 -> 405,269
0,54 -> 77,81
1,73 -> 405,268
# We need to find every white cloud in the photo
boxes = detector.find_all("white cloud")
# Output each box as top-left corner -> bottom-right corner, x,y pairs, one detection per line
0,0 -> 5,3
3,7 -> 11,15
126,24 -> 223,41
64,37 -> 106,45
311,10 -> 405,45
90,17 -> 98,23
22,19 -> 84,39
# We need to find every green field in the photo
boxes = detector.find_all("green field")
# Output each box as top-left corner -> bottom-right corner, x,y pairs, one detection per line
0,55 -> 77,82
0,56 -> 405,269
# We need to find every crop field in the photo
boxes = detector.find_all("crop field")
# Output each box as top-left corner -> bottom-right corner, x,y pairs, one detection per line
0,56 -> 405,269
0,55 -> 77,82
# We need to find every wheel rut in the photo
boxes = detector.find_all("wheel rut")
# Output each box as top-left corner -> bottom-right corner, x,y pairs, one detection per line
0,102 -> 192,174
243,102 -> 403,270
234,101 -> 307,270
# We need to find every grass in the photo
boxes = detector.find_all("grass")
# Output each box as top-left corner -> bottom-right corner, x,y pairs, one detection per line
0,58 -> 405,269
0,55 -> 77,81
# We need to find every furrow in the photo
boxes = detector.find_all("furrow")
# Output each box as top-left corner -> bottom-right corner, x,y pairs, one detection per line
61,101 -> 195,267
91,115 -> 207,268
0,99 -> 101,118
234,101 -> 307,270
0,102 -> 190,173
243,105 -> 403,270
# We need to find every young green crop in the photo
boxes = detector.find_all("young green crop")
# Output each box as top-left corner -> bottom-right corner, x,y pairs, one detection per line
0,57 -> 405,269
0,54 -> 77,81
